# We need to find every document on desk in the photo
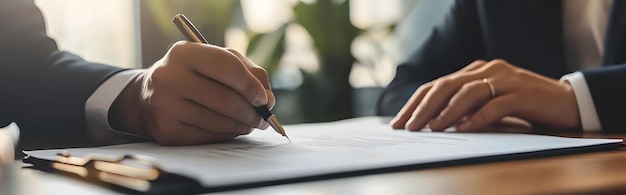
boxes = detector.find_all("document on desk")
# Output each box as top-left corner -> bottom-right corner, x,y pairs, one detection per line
24,117 -> 623,188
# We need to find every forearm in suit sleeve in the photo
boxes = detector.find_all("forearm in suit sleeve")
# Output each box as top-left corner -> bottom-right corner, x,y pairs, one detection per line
581,64 -> 626,133
0,0 -> 124,150
377,0 -> 487,116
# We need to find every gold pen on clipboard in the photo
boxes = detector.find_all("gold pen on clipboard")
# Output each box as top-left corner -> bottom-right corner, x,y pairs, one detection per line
172,14 -> 290,141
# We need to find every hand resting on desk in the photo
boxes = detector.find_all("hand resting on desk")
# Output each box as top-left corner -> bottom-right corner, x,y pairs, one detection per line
390,59 -> 580,133
108,41 -> 274,145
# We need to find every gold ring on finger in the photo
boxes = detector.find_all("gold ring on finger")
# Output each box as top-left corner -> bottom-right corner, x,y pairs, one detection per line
482,78 -> 495,98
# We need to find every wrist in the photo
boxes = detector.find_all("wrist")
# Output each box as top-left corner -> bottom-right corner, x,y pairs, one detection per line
559,72 -> 602,132
561,81 -> 582,129
109,72 -> 148,137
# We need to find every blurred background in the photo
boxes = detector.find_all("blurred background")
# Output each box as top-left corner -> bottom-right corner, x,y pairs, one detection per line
35,0 -> 452,124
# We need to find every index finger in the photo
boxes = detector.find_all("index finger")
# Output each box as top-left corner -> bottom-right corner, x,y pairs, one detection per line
390,82 -> 433,129
171,42 -> 268,107
227,49 -> 276,109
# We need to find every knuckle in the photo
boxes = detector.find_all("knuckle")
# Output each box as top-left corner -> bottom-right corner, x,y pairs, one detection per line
456,83 -> 479,98
423,81 -> 434,87
491,59 -> 512,69
470,59 -> 488,68
484,59 -> 511,74
490,59 -> 508,65
467,81 -> 488,95
462,81 -> 481,91
473,59 -> 487,64
416,82 -> 433,92
434,78 -> 454,89
172,40 -> 187,47
168,41 -> 190,54
251,67 -> 269,80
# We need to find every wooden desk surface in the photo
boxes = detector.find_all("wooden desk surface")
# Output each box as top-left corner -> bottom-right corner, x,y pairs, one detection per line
3,133 -> 625,195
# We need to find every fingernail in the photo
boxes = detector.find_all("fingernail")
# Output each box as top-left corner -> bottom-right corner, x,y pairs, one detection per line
253,92 -> 268,106
405,117 -> 418,131
389,117 -> 398,125
459,121 -> 472,131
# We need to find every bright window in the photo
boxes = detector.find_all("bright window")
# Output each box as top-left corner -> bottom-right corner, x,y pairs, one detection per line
35,0 -> 141,69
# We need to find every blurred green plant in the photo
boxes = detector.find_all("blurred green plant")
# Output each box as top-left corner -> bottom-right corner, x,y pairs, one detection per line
140,0 -> 242,67
246,0 -> 361,123
144,0 -> 239,45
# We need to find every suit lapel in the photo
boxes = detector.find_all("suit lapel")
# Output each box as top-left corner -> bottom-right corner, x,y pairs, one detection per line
603,0 -> 626,65
478,0 -> 565,78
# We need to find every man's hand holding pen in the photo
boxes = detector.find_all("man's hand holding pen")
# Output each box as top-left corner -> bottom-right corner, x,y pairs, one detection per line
108,41 -> 275,145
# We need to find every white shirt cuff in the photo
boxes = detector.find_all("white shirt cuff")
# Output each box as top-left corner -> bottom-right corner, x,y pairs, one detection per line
560,72 -> 602,132
85,69 -> 145,142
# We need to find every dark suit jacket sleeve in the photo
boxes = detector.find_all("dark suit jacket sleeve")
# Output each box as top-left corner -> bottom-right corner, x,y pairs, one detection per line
0,0 -> 125,150
581,65 -> 626,133
377,0 -> 487,116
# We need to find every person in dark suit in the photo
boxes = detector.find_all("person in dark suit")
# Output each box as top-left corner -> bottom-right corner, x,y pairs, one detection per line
0,0 -> 274,150
379,0 -> 626,133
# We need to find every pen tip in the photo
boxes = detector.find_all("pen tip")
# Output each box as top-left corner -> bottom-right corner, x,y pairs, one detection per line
285,136 -> 291,143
